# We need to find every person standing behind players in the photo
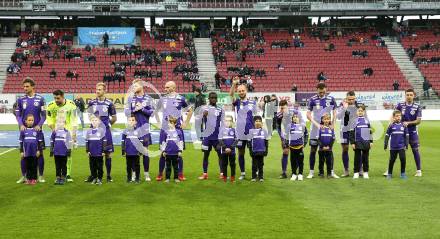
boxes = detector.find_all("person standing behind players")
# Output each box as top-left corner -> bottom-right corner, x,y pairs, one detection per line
306,83 -> 337,179
85,116 -> 107,185
248,116 -> 269,182
15,77 -> 46,184
19,114 -> 44,185
337,91 -> 359,177
155,81 -> 193,181
276,100 -> 305,179
394,89 -> 422,177
229,77 -> 258,180
46,90 -> 77,182
86,82 -> 117,183
286,112 -> 308,181
217,115 -> 237,183
125,79 -> 154,182
349,105 -> 373,179
160,117 -> 184,183
317,114 -> 338,179
384,110 -> 409,179
198,92 -> 225,180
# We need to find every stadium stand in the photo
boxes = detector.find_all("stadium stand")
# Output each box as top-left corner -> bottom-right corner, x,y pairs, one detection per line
213,29 -> 410,92
3,29 -> 200,93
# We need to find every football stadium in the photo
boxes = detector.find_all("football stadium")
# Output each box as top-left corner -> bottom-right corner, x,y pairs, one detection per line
0,0 -> 440,238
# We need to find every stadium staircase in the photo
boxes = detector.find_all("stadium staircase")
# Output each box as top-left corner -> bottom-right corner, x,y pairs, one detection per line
383,36 -> 438,101
0,37 -> 17,93
194,38 -> 217,91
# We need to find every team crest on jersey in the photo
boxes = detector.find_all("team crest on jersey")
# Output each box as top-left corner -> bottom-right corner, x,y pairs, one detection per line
32,132 -> 36,136
102,106 -> 108,112
401,127 -> 404,130
229,131 -> 234,136
34,101 -> 39,106
142,101 -> 147,107
134,131 -> 138,136
23,102 -> 27,109
410,110 -> 415,115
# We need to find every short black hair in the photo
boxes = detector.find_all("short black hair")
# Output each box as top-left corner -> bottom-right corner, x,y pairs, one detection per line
405,88 -> 415,94
357,104 -> 366,111
316,82 -> 327,90
347,90 -> 356,96
253,115 -> 262,122
208,92 -> 217,98
53,90 -> 64,97
22,77 -> 35,87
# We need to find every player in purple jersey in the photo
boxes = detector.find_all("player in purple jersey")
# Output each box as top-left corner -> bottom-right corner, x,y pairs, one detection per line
276,100 -> 305,179
317,114 -> 338,178
155,81 -> 193,181
15,78 -> 47,184
198,92 -> 224,180
306,83 -> 337,179
336,91 -> 359,177
248,116 -> 269,182
229,77 -> 258,180
389,89 -> 423,177
160,116 -> 184,183
84,83 -> 117,183
217,115 -> 237,183
125,79 -> 155,182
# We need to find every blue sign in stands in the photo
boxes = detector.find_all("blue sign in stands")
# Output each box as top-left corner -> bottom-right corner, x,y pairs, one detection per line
78,27 -> 136,45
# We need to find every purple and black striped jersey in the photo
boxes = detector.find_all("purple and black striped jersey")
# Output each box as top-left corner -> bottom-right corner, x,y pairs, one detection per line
395,102 -> 422,133
88,98 -> 116,128
385,122 -> 409,150
160,129 -> 184,155
233,99 -> 258,140
15,94 -> 46,128
156,94 -> 189,130
201,105 -> 224,140
307,95 -> 336,139
19,128 -> 44,157
50,129 -> 71,156
85,128 -> 106,157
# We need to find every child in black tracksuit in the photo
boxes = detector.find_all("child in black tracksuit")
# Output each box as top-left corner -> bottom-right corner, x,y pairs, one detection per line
248,116 -> 269,182
349,105 -> 373,179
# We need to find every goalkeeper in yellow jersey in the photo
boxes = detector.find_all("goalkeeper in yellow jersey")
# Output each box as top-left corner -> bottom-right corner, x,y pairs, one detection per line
46,90 -> 78,182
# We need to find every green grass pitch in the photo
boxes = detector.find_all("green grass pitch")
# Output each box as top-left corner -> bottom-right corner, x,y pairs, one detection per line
0,121 -> 439,238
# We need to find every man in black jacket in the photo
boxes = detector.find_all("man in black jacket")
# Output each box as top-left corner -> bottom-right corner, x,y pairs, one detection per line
74,95 -> 86,129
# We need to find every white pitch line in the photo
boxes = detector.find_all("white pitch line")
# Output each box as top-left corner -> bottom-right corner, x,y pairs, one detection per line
0,148 -> 16,156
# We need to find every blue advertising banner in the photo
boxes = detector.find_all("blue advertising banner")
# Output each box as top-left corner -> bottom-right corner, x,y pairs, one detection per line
77,27 -> 136,45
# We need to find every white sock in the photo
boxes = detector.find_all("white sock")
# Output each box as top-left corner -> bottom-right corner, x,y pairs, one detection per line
309,170 -> 314,174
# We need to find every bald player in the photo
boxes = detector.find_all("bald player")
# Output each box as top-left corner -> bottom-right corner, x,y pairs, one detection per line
229,77 -> 258,180
155,81 -> 193,181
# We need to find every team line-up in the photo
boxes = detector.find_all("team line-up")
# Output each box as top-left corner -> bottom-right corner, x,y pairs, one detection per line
15,77 -> 422,185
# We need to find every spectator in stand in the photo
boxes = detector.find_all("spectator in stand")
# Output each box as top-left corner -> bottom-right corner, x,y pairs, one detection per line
247,76 -> 254,92
85,44 -> 92,52
30,58 -> 43,69
317,72 -> 328,82
291,84 -> 298,92
363,68 -> 373,77
393,80 -> 400,91
103,32 -> 109,48
277,62 -> 285,71
50,68 -> 57,78
66,69 -> 79,80
193,88 -> 206,109
423,78 -> 432,98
